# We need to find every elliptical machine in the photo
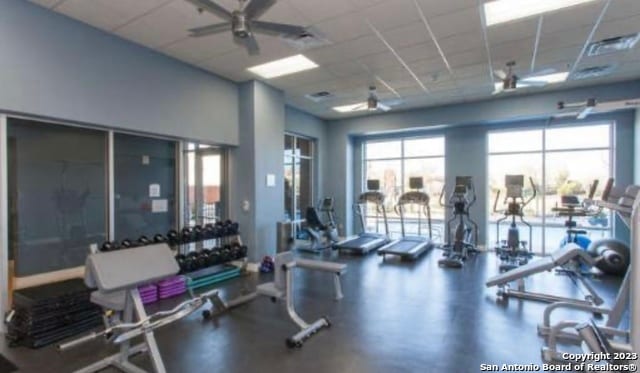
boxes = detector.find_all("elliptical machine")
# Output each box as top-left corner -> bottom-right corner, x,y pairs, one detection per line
493,175 -> 537,272
438,176 -> 479,268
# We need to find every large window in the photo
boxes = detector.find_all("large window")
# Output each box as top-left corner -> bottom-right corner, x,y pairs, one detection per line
488,124 -> 612,254
7,118 -> 107,276
284,134 -> 314,221
363,136 -> 445,239
113,133 -> 177,241
184,144 -> 225,226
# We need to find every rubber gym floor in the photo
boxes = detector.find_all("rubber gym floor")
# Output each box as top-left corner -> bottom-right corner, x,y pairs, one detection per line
0,250 -> 622,373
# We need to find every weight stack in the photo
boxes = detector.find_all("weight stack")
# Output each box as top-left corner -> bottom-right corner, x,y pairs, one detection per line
5,279 -> 102,349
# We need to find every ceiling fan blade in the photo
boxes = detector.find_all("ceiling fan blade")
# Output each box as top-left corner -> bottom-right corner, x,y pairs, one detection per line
351,104 -> 367,111
577,107 -> 594,120
381,98 -> 403,107
377,103 -> 391,112
252,21 -> 306,36
243,0 -> 277,19
184,0 -> 233,21
521,80 -> 547,87
188,22 -> 232,37
234,35 -> 260,55
493,69 -> 507,80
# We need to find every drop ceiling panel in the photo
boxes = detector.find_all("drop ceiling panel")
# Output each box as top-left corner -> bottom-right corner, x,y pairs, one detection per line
314,13 -> 371,43
540,1 -> 603,35
593,15 -> 640,40
304,35 -> 389,65
115,0 -> 213,48
363,0 -> 423,31
447,48 -> 487,68
55,0 -> 169,32
288,0 -> 356,23
378,22 -> 431,49
160,33 -> 240,63
325,61 -> 368,78
427,7 -> 481,39
605,0 -> 640,21
415,0 -> 476,19
28,0 -> 60,8
438,32 -> 485,56
396,41 -> 442,64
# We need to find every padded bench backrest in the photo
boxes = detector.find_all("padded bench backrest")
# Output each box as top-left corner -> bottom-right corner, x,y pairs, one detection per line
85,244 -> 179,292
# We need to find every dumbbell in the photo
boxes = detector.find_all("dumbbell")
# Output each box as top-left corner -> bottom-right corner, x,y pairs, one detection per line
153,234 -> 167,243
219,246 -> 232,262
207,248 -> 221,266
193,225 -> 204,241
167,230 -> 180,246
181,227 -> 195,243
137,235 -> 151,246
121,239 -> 136,249
175,254 -> 187,273
225,220 -> 239,236
100,241 -> 120,252
204,224 -> 216,239
196,249 -> 210,269
186,251 -> 200,271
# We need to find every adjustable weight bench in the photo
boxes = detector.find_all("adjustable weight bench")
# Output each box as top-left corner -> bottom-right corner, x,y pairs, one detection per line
486,244 -> 604,306
58,244 -> 217,373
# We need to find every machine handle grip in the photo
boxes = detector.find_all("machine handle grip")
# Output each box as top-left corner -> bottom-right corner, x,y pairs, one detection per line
438,185 -> 447,207
601,178 -> 614,202
523,177 -> 537,206
58,331 -> 102,351
587,179 -> 599,200
493,190 -> 501,213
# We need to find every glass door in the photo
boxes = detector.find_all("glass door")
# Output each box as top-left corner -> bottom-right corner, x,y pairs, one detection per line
186,145 -> 223,226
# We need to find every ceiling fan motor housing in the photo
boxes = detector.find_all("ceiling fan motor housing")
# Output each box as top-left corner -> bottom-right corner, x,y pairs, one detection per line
232,11 -> 250,38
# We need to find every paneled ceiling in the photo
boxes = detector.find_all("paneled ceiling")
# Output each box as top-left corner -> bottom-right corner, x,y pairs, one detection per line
30,0 -> 640,119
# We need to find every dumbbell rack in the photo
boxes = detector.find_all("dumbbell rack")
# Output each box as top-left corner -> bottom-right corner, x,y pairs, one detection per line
172,222 -> 249,291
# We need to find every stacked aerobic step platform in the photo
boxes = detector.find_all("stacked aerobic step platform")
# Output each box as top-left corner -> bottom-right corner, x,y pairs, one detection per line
185,265 -> 242,290
138,276 -> 188,305
6,279 -> 102,348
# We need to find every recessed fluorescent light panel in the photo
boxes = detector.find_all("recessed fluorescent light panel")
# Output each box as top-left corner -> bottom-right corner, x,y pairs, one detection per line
333,102 -> 367,113
484,0 -> 598,26
522,72 -> 569,84
247,54 -> 318,79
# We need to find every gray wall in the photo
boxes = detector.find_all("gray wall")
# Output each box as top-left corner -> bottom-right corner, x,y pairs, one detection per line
327,80 -> 640,247
285,106 -> 329,202
229,81 -> 285,261
635,109 -> 640,184
0,0 -> 238,145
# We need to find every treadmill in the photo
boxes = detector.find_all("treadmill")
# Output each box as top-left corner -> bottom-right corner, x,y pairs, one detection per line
378,177 -> 434,261
335,179 -> 390,255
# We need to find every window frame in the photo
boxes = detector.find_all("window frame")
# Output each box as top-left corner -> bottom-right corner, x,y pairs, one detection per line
487,122 -> 614,255
284,133 -> 315,222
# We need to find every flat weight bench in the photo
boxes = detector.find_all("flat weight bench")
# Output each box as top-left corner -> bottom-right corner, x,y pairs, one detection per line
256,252 -> 347,348
58,244 -> 217,373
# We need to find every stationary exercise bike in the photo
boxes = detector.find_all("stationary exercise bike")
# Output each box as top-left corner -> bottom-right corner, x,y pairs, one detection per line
294,197 -> 339,253
438,176 -> 479,268
493,175 -> 537,272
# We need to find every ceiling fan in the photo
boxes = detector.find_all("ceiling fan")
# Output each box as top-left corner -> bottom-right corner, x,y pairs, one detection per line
349,86 -> 403,112
556,97 -> 640,119
492,61 -> 556,95
185,0 -> 308,55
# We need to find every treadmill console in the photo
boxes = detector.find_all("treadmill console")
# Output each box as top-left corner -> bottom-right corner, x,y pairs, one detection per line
409,177 -> 423,190
367,179 -> 380,191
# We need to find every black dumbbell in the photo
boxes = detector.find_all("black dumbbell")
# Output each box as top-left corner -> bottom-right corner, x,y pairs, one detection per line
181,227 -> 195,243
225,221 -> 239,236
167,230 -> 180,245
219,246 -> 232,262
100,241 -> 120,252
196,249 -> 210,269
207,248 -> 221,266
121,239 -> 136,249
204,224 -> 216,239
186,251 -> 200,271
175,254 -> 187,273
193,225 -> 204,241
153,234 -> 167,243
138,235 -> 151,246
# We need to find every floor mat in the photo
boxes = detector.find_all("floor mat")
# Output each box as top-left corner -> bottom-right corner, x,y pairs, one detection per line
0,354 -> 17,373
